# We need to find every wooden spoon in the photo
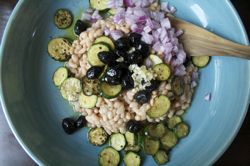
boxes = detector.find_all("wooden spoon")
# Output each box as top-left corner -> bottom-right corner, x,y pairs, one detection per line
167,14 -> 250,60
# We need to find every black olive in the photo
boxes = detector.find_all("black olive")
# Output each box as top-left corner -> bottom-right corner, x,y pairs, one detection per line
116,62 -> 129,71
135,41 -> 150,58
121,75 -> 134,90
115,38 -> 131,51
74,20 -> 88,36
86,66 -> 103,79
126,120 -> 142,133
134,90 -> 151,104
128,33 -> 142,46
114,50 -> 128,62
62,118 -> 76,135
98,51 -> 118,65
183,56 -> 191,67
141,79 -> 160,92
128,51 -> 143,64
103,76 -> 121,85
106,67 -> 122,79
75,116 -> 86,128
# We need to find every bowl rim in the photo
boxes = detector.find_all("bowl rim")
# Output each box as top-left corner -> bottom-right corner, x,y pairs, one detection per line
0,0 -> 249,165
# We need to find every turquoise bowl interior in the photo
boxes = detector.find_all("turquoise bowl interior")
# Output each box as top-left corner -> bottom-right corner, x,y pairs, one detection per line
1,0 -> 249,165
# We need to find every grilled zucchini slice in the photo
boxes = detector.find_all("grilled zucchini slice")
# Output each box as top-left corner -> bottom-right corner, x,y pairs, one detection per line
87,42 -> 110,66
54,9 -> 72,29
145,123 -> 166,140
192,56 -> 210,68
142,54 -> 163,68
110,133 -> 126,151
173,122 -> 189,138
108,8 -> 117,16
47,37 -> 71,61
124,152 -> 141,166
144,136 -> 160,156
153,63 -> 171,81
78,92 -> 98,109
94,36 -> 115,51
53,67 -> 68,86
167,115 -> 182,129
160,127 -> 178,148
60,77 -> 81,101
99,65 -> 108,80
99,147 -> 120,166
125,131 -> 137,147
124,145 -> 141,153
90,0 -> 109,11
171,76 -> 185,97
81,76 -> 100,96
98,81 -> 122,99
146,95 -> 171,118
153,150 -> 169,165
88,128 -> 108,146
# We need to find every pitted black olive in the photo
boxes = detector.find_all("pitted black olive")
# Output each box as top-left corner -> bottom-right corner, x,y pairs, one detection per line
62,118 -> 76,135
135,41 -> 150,58
141,79 -> 160,92
75,116 -> 86,128
134,90 -> 151,104
74,20 -> 88,36
114,50 -> 128,62
128,33 -> 142,46
103,76 -> 121,85
115,38 -> 131,51
183,56 -> 191,67
106,67 -> 122,79
98,51 -> 118,65
128,51 -> 143,64
126,120 -> 142,133
86,66 -> 102,79
121,75 -> 134,90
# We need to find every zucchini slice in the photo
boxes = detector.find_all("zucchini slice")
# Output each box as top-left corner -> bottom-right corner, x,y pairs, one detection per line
160,127 -> 178,148
143,54 -> 163,68
98,81 -> 122,99
53,67 -> 68,86
171,76 -> 185,97
145,123 -> 166,140
146,95 -> 171,118
90,0 -> 109,11
167,115 -> 182,129
78,92 -> 98,109
60,77 -> 81,101
124,145 -> 141,153
99,65 -> 108,80
137,128 -> 145,151
173,122 -> 189,138
125,131 -> 137,147
94,36 -> 115,51
159,144 -> 170,152
99,147 -> 120,166
81,76 -> 100,96
108,8 -> 117,16
123,152 -> 141,166
192,56 -> 210,68
87,42 -> 110,67
54,9 -> 72,29
153,150 -> 169,165
47,37 -> 71,61
88,128 -> 108,146
153,63 -> 171,81
144,136 -> 160,156
110,133 -> 126,151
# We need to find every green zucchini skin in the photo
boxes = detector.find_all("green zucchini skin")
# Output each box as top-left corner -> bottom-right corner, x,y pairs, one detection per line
78,92 -> 98,109
53,67 -> 68,86
125,131 -> 137,147
110,133 -> 126,151
94,36 -> 115,51
171,76 -> 185,97
153,63 -> 171,81
192,56 -> 210,68
173,122 -> 189,138
88,128 -> 108,146
98,65 -> 108,80
145,123 -> 166,141
54,9 -> 72,29
108,8 -> 117,16
87,42 -> 110,67
167,115 -> 182,129
146,95 -> 171,118
90,0 -> 109,11
124,145 -> 141,153
123,152 -> 141,166
98,147 -> 120,166
98,81 -> 122,99
153,150 -> 169,165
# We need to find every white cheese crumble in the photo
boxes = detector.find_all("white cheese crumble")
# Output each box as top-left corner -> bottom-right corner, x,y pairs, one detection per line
116,57 -> 124,62
128,64 -> 157,92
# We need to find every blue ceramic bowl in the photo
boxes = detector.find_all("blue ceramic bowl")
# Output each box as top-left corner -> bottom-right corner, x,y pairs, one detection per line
0,0 -> 249,165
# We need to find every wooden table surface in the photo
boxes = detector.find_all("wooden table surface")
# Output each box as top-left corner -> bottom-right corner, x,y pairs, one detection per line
0,0 -> 249,165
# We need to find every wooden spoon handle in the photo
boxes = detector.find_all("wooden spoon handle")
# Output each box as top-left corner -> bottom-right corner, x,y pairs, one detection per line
168,15 -> 250,60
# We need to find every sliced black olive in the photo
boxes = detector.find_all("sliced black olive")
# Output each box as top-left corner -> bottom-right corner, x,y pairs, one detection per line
183,56 -> 191,67
115,37 -> 130,51
114,50 -> 128,62
98,51 -> 118,65
75,116 -> 86,128
86,66 -> 103,79
134,90 -> 151,104
62,118 -> 76,135
128,51 -> 143,64
106,67 -> 122,79
135,41 -> 150,58
121,75 -> 134,90
128,33 -> 142,46
103,76 -> 121,85
141,79 -> 160,92
126,120 -> 142,133
74,20 -> 88,36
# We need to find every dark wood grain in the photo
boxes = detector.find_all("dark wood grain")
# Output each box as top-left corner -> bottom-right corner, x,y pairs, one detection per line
0,0 -> 249,165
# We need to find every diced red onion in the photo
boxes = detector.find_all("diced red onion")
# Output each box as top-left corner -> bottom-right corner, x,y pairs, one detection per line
175,29 -> 183,37
161,43 -> 173,54
148,0 -> 154,3
126,7 -> 133,15
152,20 -> 161,29
92,9 -> 99,18
143,25 -> 151,33
171,58 -> 182,67
192,72 -> 199,81
81,13 -> 91,21
110,30 -> 124,40
86,8 -> 93,13
107,0 -> 123,8
204,93 -> 211,101
176,49 -> 186,63
170,6 -> 177,14
146,58 -> 153,68
130,24 -> 143,34
116,7 -> 126,14
141,32 -> 154,44
177,64 -> 186,71
161,18 -> 171,29
114,13 -> 122,23
118,19 -> 125,25
164,52 -> 172,62
152,30 -> 160,39
178,43 -> 184,50
173,67 -> 186,76
190,81 -> 197,88
184,76 -> 188,84
140,0 -> 150,8
96,15 -> 102,20
161,2 -> 170,13
150,11 -> 157,20
171,37 -> 179,46
173,46 -> 179,53
103,27 -> 110,36
155,12 -> 164,22
124,0 -> 133,7
91,18 -> 97,23
152,41 -> 162,52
